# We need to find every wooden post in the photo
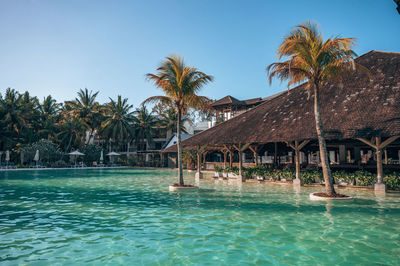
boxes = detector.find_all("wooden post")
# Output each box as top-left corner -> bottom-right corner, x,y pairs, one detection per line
239,146 -> 243,177
249,145 -> 259,166
339,145 -> 346,164
384,149 -> 388,164
229,150 -> 233,168
233,143 -> 251,182
223,150 -> 227,168
274,142 -> 278,167
195,145 -> 207,179
357,136 -> 400,192
286,140 -> 310,186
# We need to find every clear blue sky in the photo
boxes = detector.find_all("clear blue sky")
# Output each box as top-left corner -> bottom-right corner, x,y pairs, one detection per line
0,0 -> 399,107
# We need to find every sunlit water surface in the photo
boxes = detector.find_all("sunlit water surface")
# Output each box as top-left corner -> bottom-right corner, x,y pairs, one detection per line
0,169 -> 399,265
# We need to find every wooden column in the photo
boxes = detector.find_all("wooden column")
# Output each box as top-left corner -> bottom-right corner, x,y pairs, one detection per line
195,145 -> 206,179
384,149 -> 388,164
286,140 -> 310,185
274,142 -> 278,167
229,150 -> 233,167
233,143 -> 251,182
357,136 -> 400,192
249,145 -> 259,166
339,145 -> 346,164
223,150 -> 227,168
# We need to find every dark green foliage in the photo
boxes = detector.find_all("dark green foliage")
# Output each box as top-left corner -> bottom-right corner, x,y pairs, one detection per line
21,139 -> 63,164
81,145 -> 105,166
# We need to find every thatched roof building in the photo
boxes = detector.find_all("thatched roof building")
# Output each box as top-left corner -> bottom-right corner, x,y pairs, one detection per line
165,50 -> 400,152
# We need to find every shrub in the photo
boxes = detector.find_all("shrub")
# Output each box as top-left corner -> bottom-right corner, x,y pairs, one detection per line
354,170 -> 375,186
214,165 -> 223,173
301,170 -> 323,184
21,140 -> 63,164
384,172 -> 400,191
52,160 -> 67,168
81,145 -> 105,166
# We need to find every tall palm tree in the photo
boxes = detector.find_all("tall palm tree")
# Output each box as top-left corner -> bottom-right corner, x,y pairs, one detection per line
56,116 -> 86,152
158,106 -> 190,135
144,55 -> 213,186
267,22 -> 359,196
132,105 -> 157,151
38,95 -> 61,140
101,95 -> 135,145
0,88 -> 33,148
65,88 -> 102,145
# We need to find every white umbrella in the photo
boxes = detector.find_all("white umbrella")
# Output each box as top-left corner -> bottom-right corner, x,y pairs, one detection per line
68,150 -> 85,167
68,150 -> 85,156
107,151 -> 120,164
106,152 -> 121,156
100,150 -> 104,163
33,150 -> 40,162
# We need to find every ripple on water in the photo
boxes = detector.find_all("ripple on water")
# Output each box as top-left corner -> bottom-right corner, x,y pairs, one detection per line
0,169 -> 400,265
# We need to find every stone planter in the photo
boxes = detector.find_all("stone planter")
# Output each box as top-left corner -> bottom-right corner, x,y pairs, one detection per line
169,185 -> 199,192
228,173 -> 238,178
214,172 -> 222,178
309,192 -> 353,200
222,173 -> 228,178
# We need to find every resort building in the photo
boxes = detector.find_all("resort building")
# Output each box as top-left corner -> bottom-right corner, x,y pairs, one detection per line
164,50 -> 400,190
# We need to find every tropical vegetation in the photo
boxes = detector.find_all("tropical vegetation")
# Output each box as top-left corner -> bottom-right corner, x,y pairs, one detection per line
267,22 -> 362,196
0,87 -> 198,167
144,55 -> 213,186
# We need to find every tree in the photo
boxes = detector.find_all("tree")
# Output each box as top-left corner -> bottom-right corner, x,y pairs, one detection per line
101,95 -> 135,147
65,88 -> 102,145
132,105 -> 157,151
144,55 -> 213,186
0,88 -> 39,149
38,95 -> 61,140
267,22 -> 360,196
158,105 -> 190,135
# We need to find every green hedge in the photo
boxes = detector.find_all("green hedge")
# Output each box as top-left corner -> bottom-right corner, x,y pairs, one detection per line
214,165 -> 400,190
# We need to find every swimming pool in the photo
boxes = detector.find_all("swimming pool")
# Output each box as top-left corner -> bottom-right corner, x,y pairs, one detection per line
0,169 -> 399,265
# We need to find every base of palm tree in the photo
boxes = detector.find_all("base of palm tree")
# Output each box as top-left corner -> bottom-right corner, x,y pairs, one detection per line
309,192 -> 352,200
169,184 -> 199,192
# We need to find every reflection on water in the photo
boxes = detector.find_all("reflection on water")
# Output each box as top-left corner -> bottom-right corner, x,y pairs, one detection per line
0,169 -> 400,265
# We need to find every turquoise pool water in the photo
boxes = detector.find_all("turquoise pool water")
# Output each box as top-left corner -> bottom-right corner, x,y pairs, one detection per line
0,169 -> 399,265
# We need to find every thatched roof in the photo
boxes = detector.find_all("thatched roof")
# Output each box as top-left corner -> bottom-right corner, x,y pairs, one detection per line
211,95 -> 265,107
211,95 -> 244,107
164,50 -> 400,152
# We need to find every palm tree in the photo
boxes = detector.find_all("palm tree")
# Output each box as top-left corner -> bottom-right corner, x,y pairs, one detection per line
144,55 -> 213,186
0,88 -> 33,148
267,22 -> 359,196
101,95 -> 135,146
65,88 -> 102,145
38,95 -> 61,140
56,116 -> 86,152
132,105 -> 157,152
158,106 -> 190,135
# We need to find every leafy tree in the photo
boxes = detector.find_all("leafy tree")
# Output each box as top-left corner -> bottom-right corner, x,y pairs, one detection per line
21,139 -> 63,164
81,145 -> 105,166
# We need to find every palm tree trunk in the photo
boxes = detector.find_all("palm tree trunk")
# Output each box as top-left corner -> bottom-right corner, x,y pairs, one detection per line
313,83 -> 336,195
177,107 -> 184,185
